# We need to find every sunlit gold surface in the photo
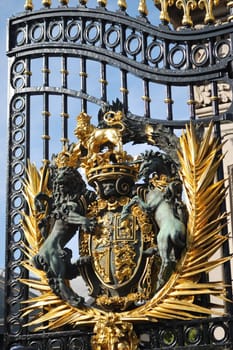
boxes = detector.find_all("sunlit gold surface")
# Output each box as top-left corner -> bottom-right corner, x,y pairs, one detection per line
198,0 -> 219,23
118,0 -> 127,9
20,122 -> 230,349
138,0 -> 149,15
42,0 -> 51,6
24,0 -> 33,10
176,0 -> 197,26
91,315 -> 139,350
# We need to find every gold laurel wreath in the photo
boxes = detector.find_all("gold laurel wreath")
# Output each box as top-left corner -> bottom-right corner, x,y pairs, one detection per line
20,122 -> 231,331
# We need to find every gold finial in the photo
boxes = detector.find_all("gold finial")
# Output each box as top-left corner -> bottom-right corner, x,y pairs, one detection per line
60,0 -> 69,4
97,0 -> 107,6
176,0 -> 197,26
79,0 -> 88,5
198,0 -> 219,24
118,0 -> 127,10
42,0 -> 51,7
24,0 -> 33,10
154,0 -> 175,24
138,0 -> 148,16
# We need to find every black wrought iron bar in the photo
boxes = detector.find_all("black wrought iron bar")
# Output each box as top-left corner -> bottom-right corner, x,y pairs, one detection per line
142,78 -> 151,118
120,69 -> 128,113
41,55 -> 50,162
164,84 -> 173,121
60,55 -> 69,146
100,61 -> 108,103
42,55 -> 50,88
41,94 -> 50,162
80,57 -> 87,112
188,84 -> 196,120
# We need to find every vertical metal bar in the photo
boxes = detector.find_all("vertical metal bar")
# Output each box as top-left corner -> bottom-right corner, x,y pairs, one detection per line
100,62 -> 108,103
61,56 -> 69,146
120,69 -> 128,113
142,79 -> 151,118
80,58 -> 87,112
42,55 -> 50,87
187,84 -> 196,120
42,96 -> 50,162
164,84 -> 173,122
41,56 -> 50,162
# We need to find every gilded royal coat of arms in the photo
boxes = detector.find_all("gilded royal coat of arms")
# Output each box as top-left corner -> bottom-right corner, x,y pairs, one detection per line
21,106 -> 230,350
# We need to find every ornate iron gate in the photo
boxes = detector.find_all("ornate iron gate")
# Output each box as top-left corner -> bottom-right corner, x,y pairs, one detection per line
4,1 -> 233,349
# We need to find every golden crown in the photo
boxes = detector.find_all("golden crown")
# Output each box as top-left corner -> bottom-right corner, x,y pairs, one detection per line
74,111 -> 139,184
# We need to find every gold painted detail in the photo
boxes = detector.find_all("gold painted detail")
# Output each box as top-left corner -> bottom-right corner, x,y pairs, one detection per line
97,0 -> 107,6
138,0 -> 149,16
96,293 -> 147,310
23,1 -> 222,26
60,0 -> 69,5
142,95 -> 151,102
154,0 -> 220,26
176,0 -> 197,26
24,0 -> 33,10
54,145 -> 80,168
114,244 -> 137,284
154,0 -> 175,24
87,204 -> 138,286
118,0 -> 127,9
20,121 -> 231,350
198,0 -> 219,24
42,0 -> 51,7
91,314 -> 139,350
74,111 -> 139,183
83,197 -> 157,309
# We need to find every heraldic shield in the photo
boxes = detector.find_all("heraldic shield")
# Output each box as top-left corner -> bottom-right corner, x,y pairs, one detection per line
20,105 -> 229,350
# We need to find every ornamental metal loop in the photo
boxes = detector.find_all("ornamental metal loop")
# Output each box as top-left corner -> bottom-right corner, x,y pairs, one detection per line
65,20 -> 81,41
168,44 -> 187,68
146,41 -> 164,65
190,44 -> 209,67
30,22 -> 45,42
124,33 -> 142,56
47,20 -> 63,41
103,26 -> 121,49
83,22 -> 100,44
214,39 -> 231,60
4,2 -> 233,350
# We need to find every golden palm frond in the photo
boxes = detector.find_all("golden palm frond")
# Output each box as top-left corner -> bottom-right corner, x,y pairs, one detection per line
123,122 -> 230,321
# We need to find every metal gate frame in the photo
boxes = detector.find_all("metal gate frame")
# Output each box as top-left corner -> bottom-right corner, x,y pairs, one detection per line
4,3 -> 233,349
